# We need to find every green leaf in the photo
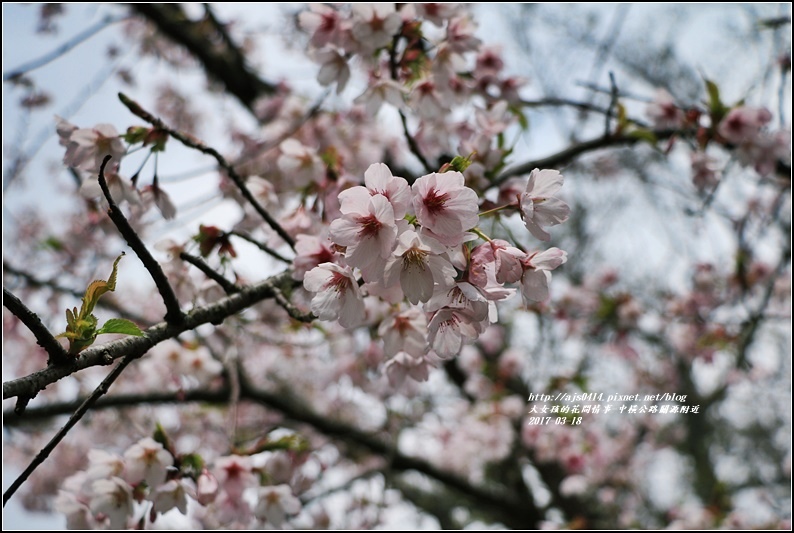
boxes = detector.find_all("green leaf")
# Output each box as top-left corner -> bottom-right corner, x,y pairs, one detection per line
78,253 -> 124,320
95,318 -> 144,337
704,78 -> 728,121
626,128 -> 658,145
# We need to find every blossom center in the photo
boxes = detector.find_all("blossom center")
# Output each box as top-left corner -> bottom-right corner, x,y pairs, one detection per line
356,213 -> 383,238
423,187 -> 450,215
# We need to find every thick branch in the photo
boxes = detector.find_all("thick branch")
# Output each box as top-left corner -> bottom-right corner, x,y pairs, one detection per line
3,288 -> 69,367
118,93 -> 296,250
3,271 -> 300,401
130,4 -> 275,111
98,156 -> 184,325
11,375 -> 541,528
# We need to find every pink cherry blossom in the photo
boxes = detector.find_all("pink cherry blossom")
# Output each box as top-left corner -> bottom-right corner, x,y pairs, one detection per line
427,305 -> 488,358
412,171 -> 479,238
646,89 -> 685,130
717,106 -> 773,145
360,162 -> 412,219
213,455 -> 257,501
298,4 -> 347,49
303,263 -> 365,327
151,479 -> 191,515
254,485 -> 302,527
384,351 -> 435,386
314,48 -> 351,93
123,437 -> 173,488
277,139 -> 325,188
292,233 -> 338,281
353,79 -> 406,116
350,4 -> 402,53
519,247 -> 568,302
519,168 -> 571,241
89,477 -> 133,529
378,307 -> 427,358
383,229 -> 456,304
57,118 -> 126,173
330,193 -> 398,272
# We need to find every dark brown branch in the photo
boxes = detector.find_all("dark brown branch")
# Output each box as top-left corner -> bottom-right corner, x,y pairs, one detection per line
2,351 -> 139,507
98,156 -> 184,325
118,93 -> 296,250
3,271 -> 301,401
3,288 -> 69,368
5,375 -> 540,527
130,4 -> 276,111
179,252 -> 240,295
492,130 -> 676,186
4,388 -> 231,425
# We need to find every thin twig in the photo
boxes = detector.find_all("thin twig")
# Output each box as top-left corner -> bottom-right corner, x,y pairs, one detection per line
228,231 -> 291,264
179,252 -> 240,295
605,71 -> 619,136
387,34 -> 433,174
491,129 -> 677,187
98,155 -> 184,325
118,93 -> 296,250
2,288 -> 70,368
2,15 -> 127,81
263,278 -> 315,323
2,351 -> 138,507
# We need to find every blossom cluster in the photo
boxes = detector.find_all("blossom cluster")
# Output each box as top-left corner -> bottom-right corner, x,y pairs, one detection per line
55,438 -> 303,529
300,163 -> 569,384
646,90 -> 790,190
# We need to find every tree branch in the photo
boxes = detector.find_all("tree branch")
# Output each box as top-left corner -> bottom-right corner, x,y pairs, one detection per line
118,93 -> 296,250
228,230 -> 291,264
3,351 -> 140,507
129,4 -> 276,111
3,271 -> 301,401
179,251 -> 240,295
2,288 -> 70,368
492,130 -> 676,186
98,156 -> 184,325
8,373 -> 541,527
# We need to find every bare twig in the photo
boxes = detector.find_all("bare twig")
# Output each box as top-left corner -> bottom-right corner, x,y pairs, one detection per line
98,156 -> 184,325
3,14 -> 127,81
179,251 -> 240,295
492,130 -> 675,186
2,288 -> 70,368
2,351 -> 138,507
118,93 -> 296,250
228,231 -> 291,264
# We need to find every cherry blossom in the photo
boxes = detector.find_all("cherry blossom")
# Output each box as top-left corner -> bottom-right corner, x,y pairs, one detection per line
519,168 -> 571,241
303,263 -> 365,327
123,437 -> 173,488
412,171 -> 479,239
253,485 -> 302,527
